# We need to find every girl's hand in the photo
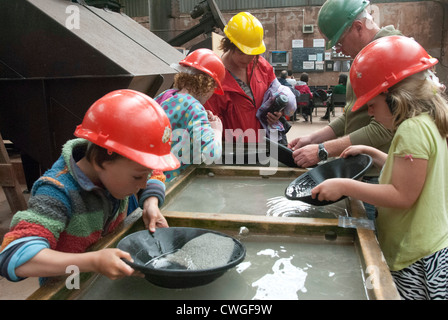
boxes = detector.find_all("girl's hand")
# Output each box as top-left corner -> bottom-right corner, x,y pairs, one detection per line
311,179 -> 347,202
206,110 -> 216,121
340,145 -> 365,158
208,113 -> 223,132
340,145 -> 388,168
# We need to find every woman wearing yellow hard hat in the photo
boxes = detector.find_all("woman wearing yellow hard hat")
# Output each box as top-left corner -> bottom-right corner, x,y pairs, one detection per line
204,12 -> 278,143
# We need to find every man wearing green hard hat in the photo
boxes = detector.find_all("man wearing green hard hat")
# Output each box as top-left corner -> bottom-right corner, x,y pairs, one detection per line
288,0 -> 402,220
318,0 -> 370,51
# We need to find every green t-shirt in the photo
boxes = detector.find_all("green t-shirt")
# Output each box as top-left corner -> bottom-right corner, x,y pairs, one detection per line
332,84 -> 346,95
377,114 -> 448,271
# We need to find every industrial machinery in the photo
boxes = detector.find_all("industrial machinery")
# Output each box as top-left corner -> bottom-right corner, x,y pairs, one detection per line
167,0 -> 226,51
0,0 -> 185,183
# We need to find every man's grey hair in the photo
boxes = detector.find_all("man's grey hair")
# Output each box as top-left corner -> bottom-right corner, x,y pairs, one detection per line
355,9 -> 373,22
280,70 -> 288,79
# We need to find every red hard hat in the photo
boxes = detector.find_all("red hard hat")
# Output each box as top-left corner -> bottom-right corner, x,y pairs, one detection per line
179,48 -> 225,95
350,36 -> 438,111
74,89 -> 180,171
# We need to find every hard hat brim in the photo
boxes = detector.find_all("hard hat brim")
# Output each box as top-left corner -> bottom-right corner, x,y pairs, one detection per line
225,30 -> 266,55
74,128 -> 181,171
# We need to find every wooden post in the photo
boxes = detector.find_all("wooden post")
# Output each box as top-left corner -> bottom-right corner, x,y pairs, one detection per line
0,133 -> 27,214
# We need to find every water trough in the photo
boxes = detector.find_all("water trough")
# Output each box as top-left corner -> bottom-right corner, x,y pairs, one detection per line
26,165 -> 400,300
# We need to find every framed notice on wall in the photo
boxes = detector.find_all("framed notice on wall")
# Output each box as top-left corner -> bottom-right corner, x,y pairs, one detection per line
292,47 -> 326,73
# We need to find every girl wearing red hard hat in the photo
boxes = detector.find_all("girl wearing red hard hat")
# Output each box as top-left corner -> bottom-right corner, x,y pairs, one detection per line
311,36 -> 448,300
155,48 -> 225,182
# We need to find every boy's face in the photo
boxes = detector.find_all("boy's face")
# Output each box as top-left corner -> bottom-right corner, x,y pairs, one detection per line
96,157 -> 153,200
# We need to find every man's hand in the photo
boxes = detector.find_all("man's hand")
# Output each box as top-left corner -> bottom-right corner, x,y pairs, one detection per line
292,144 -> 320,167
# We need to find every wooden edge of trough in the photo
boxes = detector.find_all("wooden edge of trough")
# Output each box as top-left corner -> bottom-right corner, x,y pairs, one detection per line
349,199 -> 401,300
163,211 -> 342,236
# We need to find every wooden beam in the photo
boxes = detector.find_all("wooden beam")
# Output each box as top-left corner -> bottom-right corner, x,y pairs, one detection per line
0,133 -> 27,214
349,198 -> 401,300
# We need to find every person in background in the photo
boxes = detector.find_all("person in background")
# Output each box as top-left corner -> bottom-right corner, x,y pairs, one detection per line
0,90 -> 180,284
278,70 -> 292,88
278,70 -> 301,124
321,73 -> 347,120
155,48 -> 224,182
286,70 -> 297,87
204,12 -> 277,143
312,36 -> 448,300
333,74 -> 348,95
294,73 -> 313,122
288,0 -> 402,220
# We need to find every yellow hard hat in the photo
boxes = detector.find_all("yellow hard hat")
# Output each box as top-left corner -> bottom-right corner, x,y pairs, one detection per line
224,12 -> 266,55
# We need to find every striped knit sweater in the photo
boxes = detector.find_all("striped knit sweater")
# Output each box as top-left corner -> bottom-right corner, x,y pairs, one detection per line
0,139 -> 166,281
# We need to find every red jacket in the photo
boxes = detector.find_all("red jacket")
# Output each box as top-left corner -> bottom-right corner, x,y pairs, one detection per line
205,56 -> 275,142
294,82 -> 313,105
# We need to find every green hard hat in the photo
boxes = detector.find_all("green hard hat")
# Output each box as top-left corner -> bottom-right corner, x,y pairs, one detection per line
318,0 -> 370,49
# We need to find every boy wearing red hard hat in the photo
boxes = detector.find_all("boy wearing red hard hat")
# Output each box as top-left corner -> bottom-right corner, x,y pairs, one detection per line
0,90 -> 179,284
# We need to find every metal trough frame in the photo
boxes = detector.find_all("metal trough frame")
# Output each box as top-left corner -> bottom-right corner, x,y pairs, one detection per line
26,165 -> 400,300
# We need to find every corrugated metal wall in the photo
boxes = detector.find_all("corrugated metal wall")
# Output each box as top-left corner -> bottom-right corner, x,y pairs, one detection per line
120,0 -> 427,17
177,0 -> 425,13
177,0 -> 323,12
120,0 -> 148,16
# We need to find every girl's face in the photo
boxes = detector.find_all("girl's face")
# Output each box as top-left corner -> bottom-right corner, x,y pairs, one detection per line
197,87 -> 215,105
96,157 -> 152,200
366,94 -> 394,129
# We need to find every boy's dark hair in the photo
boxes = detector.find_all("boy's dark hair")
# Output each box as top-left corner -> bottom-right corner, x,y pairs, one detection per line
300,73 -> 309,83
85,142 -> 123,168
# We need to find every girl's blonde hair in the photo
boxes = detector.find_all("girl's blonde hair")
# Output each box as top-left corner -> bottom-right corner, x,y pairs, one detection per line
388,72 -> 448,137
174,72 -> 216,97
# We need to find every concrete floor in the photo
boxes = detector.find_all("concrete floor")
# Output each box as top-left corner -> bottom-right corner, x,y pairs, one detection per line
0,107 -> 339,300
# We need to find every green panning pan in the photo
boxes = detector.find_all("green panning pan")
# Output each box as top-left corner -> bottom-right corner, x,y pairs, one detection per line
285,154 -> 373,206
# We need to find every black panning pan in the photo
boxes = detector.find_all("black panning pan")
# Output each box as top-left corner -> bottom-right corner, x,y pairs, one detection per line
117,227 -> 246,289
265,137 -> 298,168
285,154 -> 373,206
